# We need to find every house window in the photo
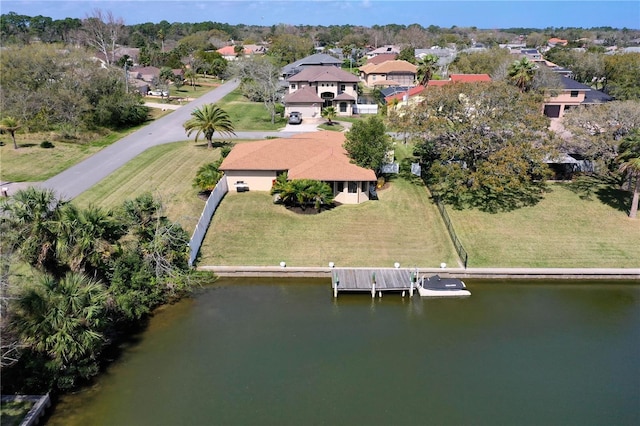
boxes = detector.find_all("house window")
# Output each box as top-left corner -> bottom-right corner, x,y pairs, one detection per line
570,90 -> 579,97
290,84 -> 297,90
336,181 -> 344,192
340,102 -> 347,112
361,181 -> 368,193
348,182 -> 357,193
353,84 -> 357,90
340,84 -> 345,92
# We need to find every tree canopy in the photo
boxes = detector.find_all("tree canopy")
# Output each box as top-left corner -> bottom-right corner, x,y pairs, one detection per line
403,81 -> 554,212
343,116 -> 392,172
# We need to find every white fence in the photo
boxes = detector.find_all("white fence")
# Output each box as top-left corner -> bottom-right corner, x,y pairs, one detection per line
353,104 -> 378,115
188,177 -> 228,267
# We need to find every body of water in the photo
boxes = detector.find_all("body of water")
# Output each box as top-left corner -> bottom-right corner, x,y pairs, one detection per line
49,278 -> 640,426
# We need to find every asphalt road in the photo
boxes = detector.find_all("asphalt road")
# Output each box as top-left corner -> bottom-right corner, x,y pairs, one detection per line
39,79 -> 306,200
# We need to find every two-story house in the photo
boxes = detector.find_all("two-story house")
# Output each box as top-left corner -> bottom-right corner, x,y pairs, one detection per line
283,66 -> 360,118
359,60 -> 417,88
543,76 -> 612,118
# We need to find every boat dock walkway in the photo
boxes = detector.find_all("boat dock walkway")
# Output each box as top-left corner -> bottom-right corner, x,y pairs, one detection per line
331,268 -> 418,298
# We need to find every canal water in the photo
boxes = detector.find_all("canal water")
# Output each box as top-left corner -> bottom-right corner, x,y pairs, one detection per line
48,278 -> 640,426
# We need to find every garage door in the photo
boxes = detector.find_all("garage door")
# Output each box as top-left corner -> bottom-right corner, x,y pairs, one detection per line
544,105 -> 561,118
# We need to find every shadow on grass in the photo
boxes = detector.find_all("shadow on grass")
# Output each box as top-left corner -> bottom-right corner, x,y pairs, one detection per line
564,175 -> 631,214
596,186 -> 631,214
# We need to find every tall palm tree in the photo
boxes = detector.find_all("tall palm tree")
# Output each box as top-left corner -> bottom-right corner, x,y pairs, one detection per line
0,116 -> 21,149
617,129 -> 640,219
321,106 -> 337,125
416,54 -> 439,86
11,272 -> 109,389
508,57 -> 536,92
183,103 -> 236,149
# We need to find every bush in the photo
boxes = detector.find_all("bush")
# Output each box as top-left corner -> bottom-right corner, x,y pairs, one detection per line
40,140 -> 55,148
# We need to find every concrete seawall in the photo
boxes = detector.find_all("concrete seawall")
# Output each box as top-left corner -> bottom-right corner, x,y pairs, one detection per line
198,266 -> 640,280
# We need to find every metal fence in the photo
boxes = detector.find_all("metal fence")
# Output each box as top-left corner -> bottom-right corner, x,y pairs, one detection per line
188,177 -> 228,267
433,197 -> 469,268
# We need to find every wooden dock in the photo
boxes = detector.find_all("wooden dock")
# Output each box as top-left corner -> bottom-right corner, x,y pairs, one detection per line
331,268 -> 418,298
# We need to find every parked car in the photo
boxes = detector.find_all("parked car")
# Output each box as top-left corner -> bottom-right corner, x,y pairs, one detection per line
149,90 -> 169,97
288,111 -> 302,124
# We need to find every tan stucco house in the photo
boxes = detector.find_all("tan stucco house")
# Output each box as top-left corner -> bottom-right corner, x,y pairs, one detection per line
283,66 -> 360,118
359,60 -> 417,88
219,131 -> 376,204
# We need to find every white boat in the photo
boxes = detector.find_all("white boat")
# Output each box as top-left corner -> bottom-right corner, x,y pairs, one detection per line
417,274 -> 471,297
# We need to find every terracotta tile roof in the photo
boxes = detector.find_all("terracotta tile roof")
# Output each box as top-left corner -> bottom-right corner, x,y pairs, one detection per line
219,131 -> 376,181
360,60 -> 417,75
283,86 -> 323,103
288,66 -> 360,83
426,80 -> 450,86
367,53 -> 398,65
450,74 -> 492,83
384,74 -> 491,103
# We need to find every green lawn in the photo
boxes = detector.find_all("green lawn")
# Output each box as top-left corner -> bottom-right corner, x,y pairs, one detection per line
447,183 -> 640,268
199,177 -> 459,268
74,141 -> 218,233
216,89 -> 288,131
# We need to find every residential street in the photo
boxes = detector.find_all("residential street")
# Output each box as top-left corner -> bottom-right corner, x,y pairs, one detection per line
38,80 -> 309,200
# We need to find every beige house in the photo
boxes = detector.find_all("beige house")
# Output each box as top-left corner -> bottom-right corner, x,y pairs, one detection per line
284,66 -> 360,118
359,60 -> 417,88
219,131 -> 376,204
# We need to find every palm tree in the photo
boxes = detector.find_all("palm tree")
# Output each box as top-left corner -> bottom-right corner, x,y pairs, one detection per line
192,161 -> 223,193
617,129 -> 640,219
0,187 -> 67,275
0,116 -> 21,149
56,204 -> 124,277
508,57 -> 536,92
183,104 -> 236,149
321,106 -> 337,125
11,272 -> 109,389
416,54 -> 439,86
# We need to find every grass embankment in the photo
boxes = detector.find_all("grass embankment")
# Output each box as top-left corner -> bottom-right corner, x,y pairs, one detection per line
199,177 -> 458,268
74,141 -> 220,233
448,183 -> 640,268
216,89 -> 288,131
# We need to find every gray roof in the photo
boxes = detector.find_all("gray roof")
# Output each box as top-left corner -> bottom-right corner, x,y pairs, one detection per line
288,66 -> 360,83
282,53 -> 343,76
559,76 -> 613,103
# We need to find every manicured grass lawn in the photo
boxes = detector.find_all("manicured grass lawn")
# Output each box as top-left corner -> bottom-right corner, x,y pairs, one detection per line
216,89 -> 288,131
447,183 -> 640,268
74,141 -> 219,233
199,177 -> 459,268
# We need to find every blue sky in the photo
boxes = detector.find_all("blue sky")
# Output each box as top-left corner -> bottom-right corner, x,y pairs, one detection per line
2,1 -> 639,29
